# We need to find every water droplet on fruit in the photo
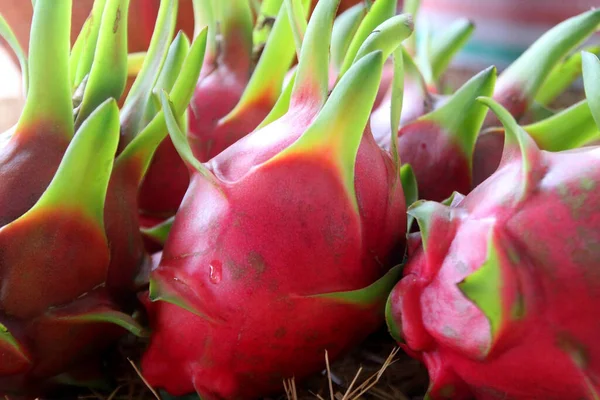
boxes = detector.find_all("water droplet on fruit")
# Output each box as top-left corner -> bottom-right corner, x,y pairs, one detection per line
209,260 -> 222,284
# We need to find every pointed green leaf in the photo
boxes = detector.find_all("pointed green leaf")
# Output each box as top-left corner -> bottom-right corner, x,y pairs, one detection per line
0,323 -> 31,367
284,0 -> 308,56
161,92 -> 220,188
406,200 -> 452,253
421,66 -> 497,162
477,96 -> 540,199
215,0 -> 254,70
75,0 -> 131,128
401,164 -> 418,207
127,52 -> 146,76
252,0 -> 283,51
526,99 -> 599,151
69,20 -> 88,89
290,0 -> 340,109
385,291 -> 403,343
149,275 -> 220,323
192,0 -> 217,63
415,21 -> 435,87
457,230 -> 503,349
528,101 -> 557,122
309,265 -> 402,307
31,99 -> 119,226
140,216 -> 174,245
59,310 -> 147,337
256,69 -> 296,129
496,9 -> 600,111
429,18 -> 474,82
0,12 -> 28,95
390,47 -> 404,172
402,0 -> 421,54
337,0 -> 396,79
117,28 -> 208,184
223,0 -> 309,122
145,32 -> 191,123
120,0 -> 178,143
17,0 -> 73,139
536,46 -> 600,106
72,0 -> 108,90
279,51 -> 384,212
353,14 -> 414,64
582,51 -> 600,131
331,3 -> 367,73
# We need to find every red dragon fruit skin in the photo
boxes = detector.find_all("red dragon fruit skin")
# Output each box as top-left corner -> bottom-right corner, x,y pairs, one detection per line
374,66 -> 496,202
386,89 -> 600,399
141,1 -> 410,397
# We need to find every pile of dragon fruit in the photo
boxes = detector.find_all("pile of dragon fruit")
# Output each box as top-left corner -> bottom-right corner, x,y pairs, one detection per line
1,0 -> 600,399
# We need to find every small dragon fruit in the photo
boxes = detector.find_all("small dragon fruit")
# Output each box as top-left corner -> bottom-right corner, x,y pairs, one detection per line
375,65 -> 496,202
0,0 -> 208,392
140,1 -> 411,398
138,0 -> 307,223
386,66 -> 600,399
471,9 -> 600,185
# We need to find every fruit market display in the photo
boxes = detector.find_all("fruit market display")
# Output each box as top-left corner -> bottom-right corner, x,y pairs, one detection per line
0,0 -> 599,399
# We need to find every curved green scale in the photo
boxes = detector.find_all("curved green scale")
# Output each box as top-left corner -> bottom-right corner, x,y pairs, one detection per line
401,164 -> 418,208
140,216 -> 174,245
337,0 -> 396,80
145,32 -> 190,123
497,9 -> 600,109
116,28 -> 208,183
428,18 -> 474,83
526,100 -> 599,151
277,51 -> 385,213
407,200 -> 452,252
478,97 -> 541,200
58,309 -> 146,338
582,51 -> 600,131
17,0 -> 73,139
289,0 -> 341,109
309,265 -> 402,307
0,323 -> 31,370
353,14 -> 414,63
402,0 -> 421,54
0,12 -> 28,95
160,91 -> 219,187
256,69 -> 296,129
215,0 -> 254,67
75,0 -> 130,128
389,47 -> 404,170
222,0 -> 309,124
536,46 -> 600,106
284,0 -> 308,55
120,0 -> 178,143
127,52 -> 146,76
192,0 -> 216,63
331,3 -> 367,73
30,99 -> 120,227
72,0 -> 108,90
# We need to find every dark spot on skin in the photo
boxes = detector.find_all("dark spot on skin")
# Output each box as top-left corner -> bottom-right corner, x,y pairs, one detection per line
556,332 -> 589,370
274,327 -> 286,338
113,7 -> 121,33
247,252 -> 266,276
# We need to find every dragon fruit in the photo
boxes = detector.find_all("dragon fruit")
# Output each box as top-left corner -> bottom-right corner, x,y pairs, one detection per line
0,0 -> 207,393
137,0 -> 307,223
140,1 -> 412,398
471,9 -> 600,186
385,59 -> 600,399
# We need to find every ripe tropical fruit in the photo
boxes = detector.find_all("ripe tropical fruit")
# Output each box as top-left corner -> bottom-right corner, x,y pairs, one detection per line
0,0 -> 207,393
385,55 -> 600,397
140,0 -> 412,398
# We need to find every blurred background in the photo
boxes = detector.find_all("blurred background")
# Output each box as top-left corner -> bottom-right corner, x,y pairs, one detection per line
0,0 -> 598,131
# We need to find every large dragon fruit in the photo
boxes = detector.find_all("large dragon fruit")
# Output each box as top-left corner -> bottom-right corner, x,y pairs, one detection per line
140,1 -> 411,398
385,54 -> 600,398
0,0 -> 207,393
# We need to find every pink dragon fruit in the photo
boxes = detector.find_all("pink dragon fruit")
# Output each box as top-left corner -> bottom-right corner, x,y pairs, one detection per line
385,54 -> 600,398
0,0 -> 208,393
472,9 -> 600,186
140,1 -> 412,398
138,0 -> 307,222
